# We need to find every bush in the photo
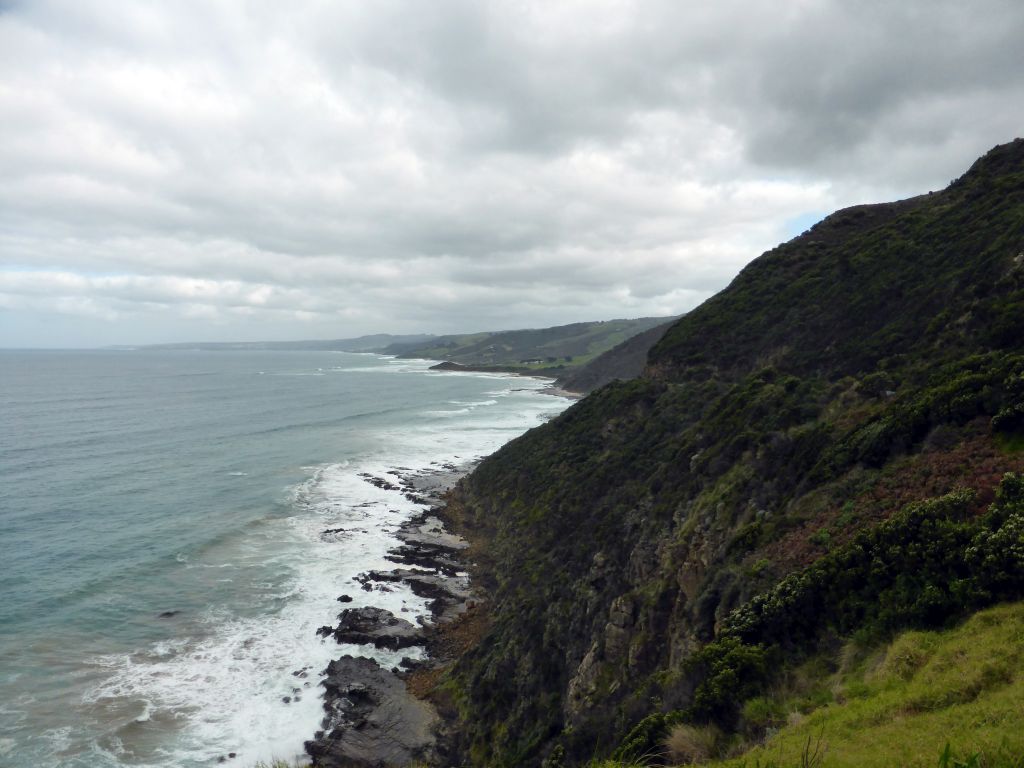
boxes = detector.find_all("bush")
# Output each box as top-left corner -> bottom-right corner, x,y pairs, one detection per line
740,696 -> 787,732
993,403 -> 1024,435
684,637 -> 772,724
610,710 -> 686,764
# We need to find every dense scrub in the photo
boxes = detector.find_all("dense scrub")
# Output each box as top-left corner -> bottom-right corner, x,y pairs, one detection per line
688,474 -> 1024,727
437,140 -> 1024,767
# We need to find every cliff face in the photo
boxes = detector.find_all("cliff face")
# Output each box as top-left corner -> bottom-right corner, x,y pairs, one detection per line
441,140 -> 1024,767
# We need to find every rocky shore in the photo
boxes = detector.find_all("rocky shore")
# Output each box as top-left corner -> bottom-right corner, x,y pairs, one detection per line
304,463 -> 480,768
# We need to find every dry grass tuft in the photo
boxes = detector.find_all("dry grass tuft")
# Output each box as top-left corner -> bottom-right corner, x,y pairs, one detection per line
663,723 -> 722,764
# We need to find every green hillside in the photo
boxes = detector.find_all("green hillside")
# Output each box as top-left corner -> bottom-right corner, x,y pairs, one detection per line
429,140 -> 1024,767
704,601 -> 1024,768
381,317 -> 673,374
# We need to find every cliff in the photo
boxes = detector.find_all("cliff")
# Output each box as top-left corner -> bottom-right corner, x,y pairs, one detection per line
434,140 -> 1024,766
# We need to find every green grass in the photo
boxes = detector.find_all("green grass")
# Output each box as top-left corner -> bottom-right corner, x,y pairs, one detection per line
995,432 -> 1024,453
705,602 -> 1024,768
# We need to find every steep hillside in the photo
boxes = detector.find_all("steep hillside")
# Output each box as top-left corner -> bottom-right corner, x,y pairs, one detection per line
381,317 -> 672,375
556,320 -> 676,393
433,140 -> 1024,767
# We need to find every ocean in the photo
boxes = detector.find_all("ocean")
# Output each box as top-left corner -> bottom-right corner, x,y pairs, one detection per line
0,349 -> 569,767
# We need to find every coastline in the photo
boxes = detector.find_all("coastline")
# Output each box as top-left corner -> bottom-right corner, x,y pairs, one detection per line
424,360 -> 585,399
304,460 -> 482,767
304,364 -> 578,766
1,351 -> 571,768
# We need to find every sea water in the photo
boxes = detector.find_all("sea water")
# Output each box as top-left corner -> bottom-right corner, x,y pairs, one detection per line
0,349 -> 569,767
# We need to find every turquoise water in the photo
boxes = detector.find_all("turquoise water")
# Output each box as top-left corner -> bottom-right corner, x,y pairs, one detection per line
0,350 -> 568,766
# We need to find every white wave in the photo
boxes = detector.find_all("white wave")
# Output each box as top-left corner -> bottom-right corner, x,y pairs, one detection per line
425,408 -> 472,417
134,700 -> 154,723
78,372 -> 572,768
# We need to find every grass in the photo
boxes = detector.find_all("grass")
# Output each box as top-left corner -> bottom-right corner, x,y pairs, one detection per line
704,602 -> 1024,768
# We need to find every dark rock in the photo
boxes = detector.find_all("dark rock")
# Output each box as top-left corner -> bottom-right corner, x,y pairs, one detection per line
331,606 -> 423,650
384,541 -> 462,575
357,569 -> 474,623
358,472 -> 401,492
321,527 -> 352,541
337,594 -> 354,603
399,656 -> 424,672
305,656 -> 438,767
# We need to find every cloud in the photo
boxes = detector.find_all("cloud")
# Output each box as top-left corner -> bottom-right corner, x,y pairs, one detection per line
1,0 -> 1022,346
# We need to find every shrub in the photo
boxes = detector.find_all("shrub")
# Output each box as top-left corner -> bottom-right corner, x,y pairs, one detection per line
992,403 -> 1024,435
740,696 -> 787,732
684,637 -> 772,724
610,710 -> 686,764
684,475 -> 1024,728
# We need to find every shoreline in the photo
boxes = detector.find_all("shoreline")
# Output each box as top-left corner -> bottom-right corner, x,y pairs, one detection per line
302,366 -> 576,767
302,459 -> 487,767
419,359 -> 586,398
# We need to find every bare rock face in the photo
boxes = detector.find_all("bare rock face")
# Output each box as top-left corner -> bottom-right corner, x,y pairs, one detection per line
602,594 -> 635,663
305,656 -> 438,768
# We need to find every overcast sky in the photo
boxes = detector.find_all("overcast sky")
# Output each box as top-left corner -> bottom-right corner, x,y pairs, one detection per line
2,0 -> 1023,347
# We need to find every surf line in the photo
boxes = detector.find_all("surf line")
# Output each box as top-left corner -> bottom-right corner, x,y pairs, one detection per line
304,460 -> 480,767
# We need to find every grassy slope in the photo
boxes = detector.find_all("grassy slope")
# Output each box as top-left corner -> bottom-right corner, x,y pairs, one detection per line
437,140 -> 1024,767
708,602 -> 1024,768
385,317 -> 672,372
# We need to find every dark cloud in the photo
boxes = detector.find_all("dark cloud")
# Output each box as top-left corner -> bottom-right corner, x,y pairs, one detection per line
1,1 -> 1022,346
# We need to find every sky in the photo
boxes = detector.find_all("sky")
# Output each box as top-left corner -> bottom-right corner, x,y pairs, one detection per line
2,1 -> 1023,347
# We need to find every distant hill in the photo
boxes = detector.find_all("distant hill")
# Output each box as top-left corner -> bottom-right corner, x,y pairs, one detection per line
140,333 -> 435,352
555,318 -> 676,393
381,317 -> 674,376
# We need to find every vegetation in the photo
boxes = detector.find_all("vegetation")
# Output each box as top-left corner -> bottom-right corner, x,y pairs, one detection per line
434,140 -> 1024,767
704,602 -> 1024,768
687,474 -> 1024,726
557,320 -> 677,393
380,316 -> 672,374
566,602 -> 1024,767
